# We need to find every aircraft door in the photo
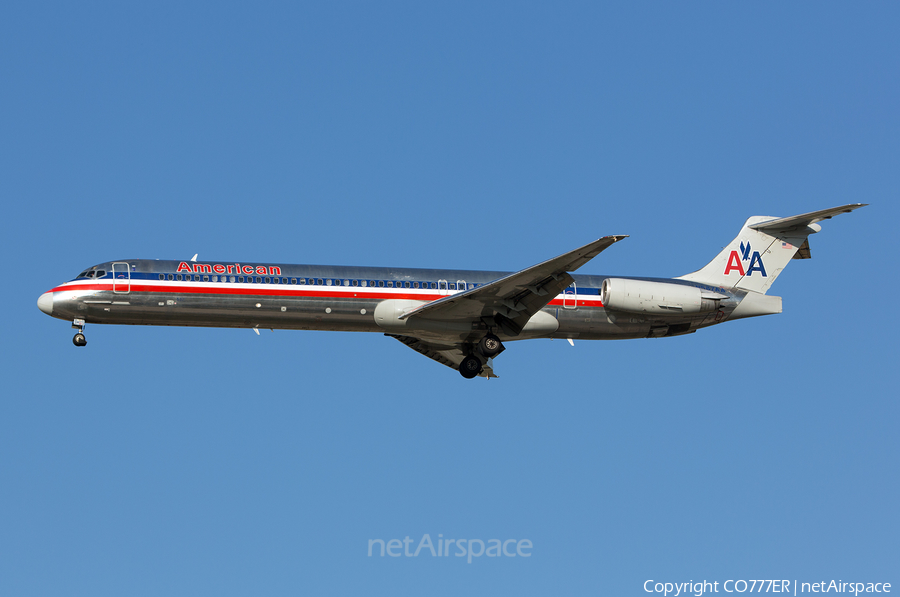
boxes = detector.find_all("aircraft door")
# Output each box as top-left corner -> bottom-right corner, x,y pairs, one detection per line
563,282 -> 577,309
112,262 -> 130,293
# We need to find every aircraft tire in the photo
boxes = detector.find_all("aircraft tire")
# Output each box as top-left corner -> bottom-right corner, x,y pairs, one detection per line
459,355 -> 482,379
73,333 -> 87,347
479,334 -> 502,357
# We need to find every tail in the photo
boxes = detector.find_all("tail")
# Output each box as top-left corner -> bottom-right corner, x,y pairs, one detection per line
677,204 -> 867,294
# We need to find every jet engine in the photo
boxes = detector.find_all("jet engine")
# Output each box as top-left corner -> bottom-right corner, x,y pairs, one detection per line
601,278 -> 724,315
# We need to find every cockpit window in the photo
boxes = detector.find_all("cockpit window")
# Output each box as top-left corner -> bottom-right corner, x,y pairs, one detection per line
96,270 -> 106,277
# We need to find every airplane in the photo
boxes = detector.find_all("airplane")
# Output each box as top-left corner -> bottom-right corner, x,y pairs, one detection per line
37,204 -> 865,379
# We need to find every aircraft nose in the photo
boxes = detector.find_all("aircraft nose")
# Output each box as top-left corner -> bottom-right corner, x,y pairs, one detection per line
37,292 -> 54,315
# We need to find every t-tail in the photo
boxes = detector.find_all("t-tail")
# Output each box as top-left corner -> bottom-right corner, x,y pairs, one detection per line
676,204 -> 867,318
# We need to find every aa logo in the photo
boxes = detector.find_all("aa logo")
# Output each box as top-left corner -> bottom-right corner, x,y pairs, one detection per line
724,241 -> 767,277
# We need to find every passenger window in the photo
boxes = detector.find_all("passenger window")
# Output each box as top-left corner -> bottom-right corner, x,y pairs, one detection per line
203,275 -> 209,282
158,274 -> 164,280
448,282 -> 456,290
291,278 -> 297,284
230,276 -> 236,282
351,280 -> 358,287
412,282 -> 419,288
343,279 -> 350,286
317,278 -> 323,285
168,274 -> 174,281
378,281 -> 384,287
212,276 -> 218,282
176,274 -> 182,281
256,277 -> 262,283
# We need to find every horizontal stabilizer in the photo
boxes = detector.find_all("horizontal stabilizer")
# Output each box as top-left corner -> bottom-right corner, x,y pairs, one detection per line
749,204 -> 867,232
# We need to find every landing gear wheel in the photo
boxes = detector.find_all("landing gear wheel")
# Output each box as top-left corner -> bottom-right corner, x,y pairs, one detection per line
73,333 -> 87,347
459,355 -> 482,379
479,334 -> 502,357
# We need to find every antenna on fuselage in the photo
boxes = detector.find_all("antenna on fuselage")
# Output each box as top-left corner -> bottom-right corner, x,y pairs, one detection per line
190,254 -> 198,262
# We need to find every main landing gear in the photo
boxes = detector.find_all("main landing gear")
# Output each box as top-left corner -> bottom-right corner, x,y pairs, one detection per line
72,319 -> 87,347
459,355 -> 482,379
458,334 -> 505,379
478,333 -> 502,357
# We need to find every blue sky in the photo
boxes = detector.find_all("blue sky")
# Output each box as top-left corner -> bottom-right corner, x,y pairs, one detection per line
2,3 -> 897,595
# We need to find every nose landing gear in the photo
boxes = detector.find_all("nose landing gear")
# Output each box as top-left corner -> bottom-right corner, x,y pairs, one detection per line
72,319 -> 87,347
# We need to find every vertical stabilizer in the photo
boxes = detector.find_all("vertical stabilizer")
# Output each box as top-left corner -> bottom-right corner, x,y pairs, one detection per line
676,204 -> 866,294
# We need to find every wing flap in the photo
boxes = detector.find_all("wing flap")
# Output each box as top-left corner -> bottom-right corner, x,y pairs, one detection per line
386,334 -> 498,378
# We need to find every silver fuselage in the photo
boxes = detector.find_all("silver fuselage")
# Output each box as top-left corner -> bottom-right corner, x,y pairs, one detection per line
39,258 -> 740,343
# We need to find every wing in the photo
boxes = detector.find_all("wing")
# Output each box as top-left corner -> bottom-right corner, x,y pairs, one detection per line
398,235 -> 627,336
387,334 -> 500,378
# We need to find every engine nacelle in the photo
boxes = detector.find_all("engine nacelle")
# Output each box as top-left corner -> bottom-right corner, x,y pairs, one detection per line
601,278 -> 720,315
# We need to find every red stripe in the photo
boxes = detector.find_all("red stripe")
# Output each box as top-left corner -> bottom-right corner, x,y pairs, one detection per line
50,282 -> 606,308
